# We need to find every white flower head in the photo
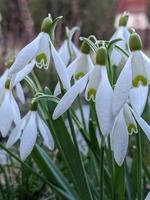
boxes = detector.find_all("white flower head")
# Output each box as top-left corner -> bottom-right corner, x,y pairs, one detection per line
112,32 -> 150,116
53,47 -> 114,136
59,40 -> 80,66
59,26 -> 80,66
6,101 -> 54,160
53,41 -> 94,96
8,16 -> 70,91
0,79 -> 20,137
110,12 -> 130,66
0,58 -> 26,104
111,103 -> 150,166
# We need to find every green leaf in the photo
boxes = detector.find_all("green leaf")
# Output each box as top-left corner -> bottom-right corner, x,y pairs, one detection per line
114,163 -> 125,200
107,38 -> 123,49
32,145 -> 79,200
40,98 -> 93,200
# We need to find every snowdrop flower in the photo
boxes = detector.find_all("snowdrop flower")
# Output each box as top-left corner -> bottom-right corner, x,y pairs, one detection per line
59,27 -> 80,66
53,46 -> 114,136
9,16 -> 70,90
59,40 -> 79,66
6,101 -> 54,160
54,42 -> 94,96
110,12 -> 130,66
0,59 -> 25,104
111,104 -> 150,166
112,32 -> 150,116
0,79 -> 20,137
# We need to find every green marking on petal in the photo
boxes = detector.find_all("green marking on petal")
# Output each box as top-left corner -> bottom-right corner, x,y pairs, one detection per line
132,75 -> 148,87
5,79 -> 11,89
36,53 -> 48,68
128,124 -> 138,135
75,72 -> 85,80
87,88 -> 96,101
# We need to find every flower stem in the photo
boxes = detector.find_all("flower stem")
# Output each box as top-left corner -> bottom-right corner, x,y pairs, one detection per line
100,136 -> 105,200
77,96 -> 87,132
136,129 -> 142,200
108,136 -> 115,200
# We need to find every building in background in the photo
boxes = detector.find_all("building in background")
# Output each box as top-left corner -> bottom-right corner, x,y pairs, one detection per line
115,0 -> 150,48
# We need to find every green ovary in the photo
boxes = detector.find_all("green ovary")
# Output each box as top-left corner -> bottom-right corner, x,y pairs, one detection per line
36,53 -> 47,66
75,72 -> 85,80
132,75 -> 148,87
87,88 -> 96,100
128,124 -> 137,135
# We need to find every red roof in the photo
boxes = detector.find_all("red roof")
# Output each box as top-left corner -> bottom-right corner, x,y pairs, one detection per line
117,0 -> 147,13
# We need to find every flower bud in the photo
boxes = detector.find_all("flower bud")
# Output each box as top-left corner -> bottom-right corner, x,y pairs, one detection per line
5,79 -> 11,89
129,32 -> 142,51
96,47 -> 107,65
119,12 -> 129,27
80,42 -> 90,54
41,17 -> 53,33
30,101 -> 38,111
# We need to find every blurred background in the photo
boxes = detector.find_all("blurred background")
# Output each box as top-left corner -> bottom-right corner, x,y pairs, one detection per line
0,1 -> 150,199
0,0 -> 150,88
1,0 -> 150,62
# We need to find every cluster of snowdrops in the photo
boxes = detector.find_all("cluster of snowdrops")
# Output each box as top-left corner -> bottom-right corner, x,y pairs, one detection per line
1,11 -> 150,176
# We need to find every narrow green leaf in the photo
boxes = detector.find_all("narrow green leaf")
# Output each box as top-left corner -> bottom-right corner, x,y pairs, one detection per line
32,145 -> 79,200
42,99 -> 93,200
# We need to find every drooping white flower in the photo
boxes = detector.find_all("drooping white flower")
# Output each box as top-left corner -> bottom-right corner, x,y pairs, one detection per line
0,68 -> 26,104
111,104 -> 150,166
112,32 -> 150,116
59,26 -> 80,66
59,40 -> 80,66
110,12 -> 130,66
53,41 -> 94,96
0,79 -> 20,137
53,47 -> 114,136
6,102 -> 54,160
9,17 -> 70,91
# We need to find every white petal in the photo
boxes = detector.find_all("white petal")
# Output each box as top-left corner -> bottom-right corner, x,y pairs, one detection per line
50,39 -> 70,90
10,93 -> 21,124
74,54 -> 94,80
129,85 -> 148,116
123,104 -> 138,134
36,33 -> 50,69
0,90 -> 14,137
71,42 -> 80,57
145,192 -> 150,200
9,33 -> 42,74
37,113 -> 54,150
53,82 -> 61,96
112,56 -> 132,116
20,112 -> 37,160
53,72 -> 90,119
111,48 -> 124,66
0,70 -> 8,89
122,27 -> 130,41
58,40 -> 70,66
95,67 -> 114,136
10,60 -> 35,88
131,51 -> 148,87
131,109 -> 150,141
85,65 -> 101,101
111,109 -> 129,166
15,83 -> 25,104
6,112 -> 29,148
67,53 -> 93,81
